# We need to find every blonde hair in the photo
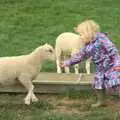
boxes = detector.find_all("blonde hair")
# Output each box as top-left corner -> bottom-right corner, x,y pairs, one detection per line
75,20 -> 100,43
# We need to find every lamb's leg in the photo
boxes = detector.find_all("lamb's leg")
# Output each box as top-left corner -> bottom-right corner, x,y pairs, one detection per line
64,66 -> 70,74
56,60 -> 62,73
86,58 -> 91,75
71,49 -> 79,74
18,74 -> 38,105
74,64 -> 79,74
63,53 -> 70,74
31,91 -> 39,102
55,47 -> 62,74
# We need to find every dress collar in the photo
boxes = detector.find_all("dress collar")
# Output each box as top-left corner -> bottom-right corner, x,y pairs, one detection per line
85,32 -> 107,45
92,32 -> 100,43
91,32 -> 107,43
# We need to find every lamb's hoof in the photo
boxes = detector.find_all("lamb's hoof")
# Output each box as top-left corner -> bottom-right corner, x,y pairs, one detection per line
75,72 -> 79,75
87,72 -> 90,75
24,98 -> 31,105
65,73 -> 70,74
57,69 -> 62,74
76,73 -> 83,82
25,100 -> 30,105
31,97 -> 39,103
57,71 -> 62,74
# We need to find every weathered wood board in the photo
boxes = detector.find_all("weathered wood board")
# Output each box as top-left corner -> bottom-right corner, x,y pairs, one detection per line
0,73 -> 95,93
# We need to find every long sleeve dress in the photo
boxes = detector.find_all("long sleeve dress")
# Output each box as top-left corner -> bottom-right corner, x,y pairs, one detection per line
64,33 -> 120,90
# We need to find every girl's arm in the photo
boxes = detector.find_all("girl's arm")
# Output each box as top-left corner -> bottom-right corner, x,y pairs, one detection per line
63,45 -> 91,66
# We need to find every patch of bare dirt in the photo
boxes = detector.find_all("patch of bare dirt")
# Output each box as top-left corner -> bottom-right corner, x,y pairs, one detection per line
59,97 -> 80,105
53,106 -> 80,114
37,95 -> 83,114
107,99 -> 120,111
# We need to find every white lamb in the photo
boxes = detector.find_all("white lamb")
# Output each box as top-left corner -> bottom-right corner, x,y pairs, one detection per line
55,32 -> 91,74
0,43 -> 55,105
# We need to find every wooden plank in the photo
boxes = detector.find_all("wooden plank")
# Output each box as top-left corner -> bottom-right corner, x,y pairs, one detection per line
0,73 -> 95,93
34,73 -> 94,84
0,84 -> 91,93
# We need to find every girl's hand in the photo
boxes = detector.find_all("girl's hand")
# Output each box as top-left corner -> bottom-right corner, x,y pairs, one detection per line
60,62 -> 67,68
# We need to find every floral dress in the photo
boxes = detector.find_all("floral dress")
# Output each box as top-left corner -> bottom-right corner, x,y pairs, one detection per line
64,33 -> 120,90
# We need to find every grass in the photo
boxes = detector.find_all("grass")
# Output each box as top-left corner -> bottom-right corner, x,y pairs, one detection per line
0,0 -> 120,119
0,91 -> 120,120
0,0 -> 120,71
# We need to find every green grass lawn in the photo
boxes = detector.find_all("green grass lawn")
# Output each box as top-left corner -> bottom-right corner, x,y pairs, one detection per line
0,0 -> 120,71
0,91 -> 120,120
0,0 -> 120,119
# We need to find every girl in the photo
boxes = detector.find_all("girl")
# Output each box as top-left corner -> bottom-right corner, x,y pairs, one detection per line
61,20 -> 120,107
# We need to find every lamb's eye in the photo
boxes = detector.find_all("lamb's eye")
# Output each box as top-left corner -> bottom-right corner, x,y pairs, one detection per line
48,49 -> 53,52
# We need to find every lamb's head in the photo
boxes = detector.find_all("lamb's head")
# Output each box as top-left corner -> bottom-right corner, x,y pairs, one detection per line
41,43 -> 55,61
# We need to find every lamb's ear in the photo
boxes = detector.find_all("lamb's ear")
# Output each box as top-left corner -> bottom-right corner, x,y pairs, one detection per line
73,27 -> 77,32
44,43 -> 48,46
